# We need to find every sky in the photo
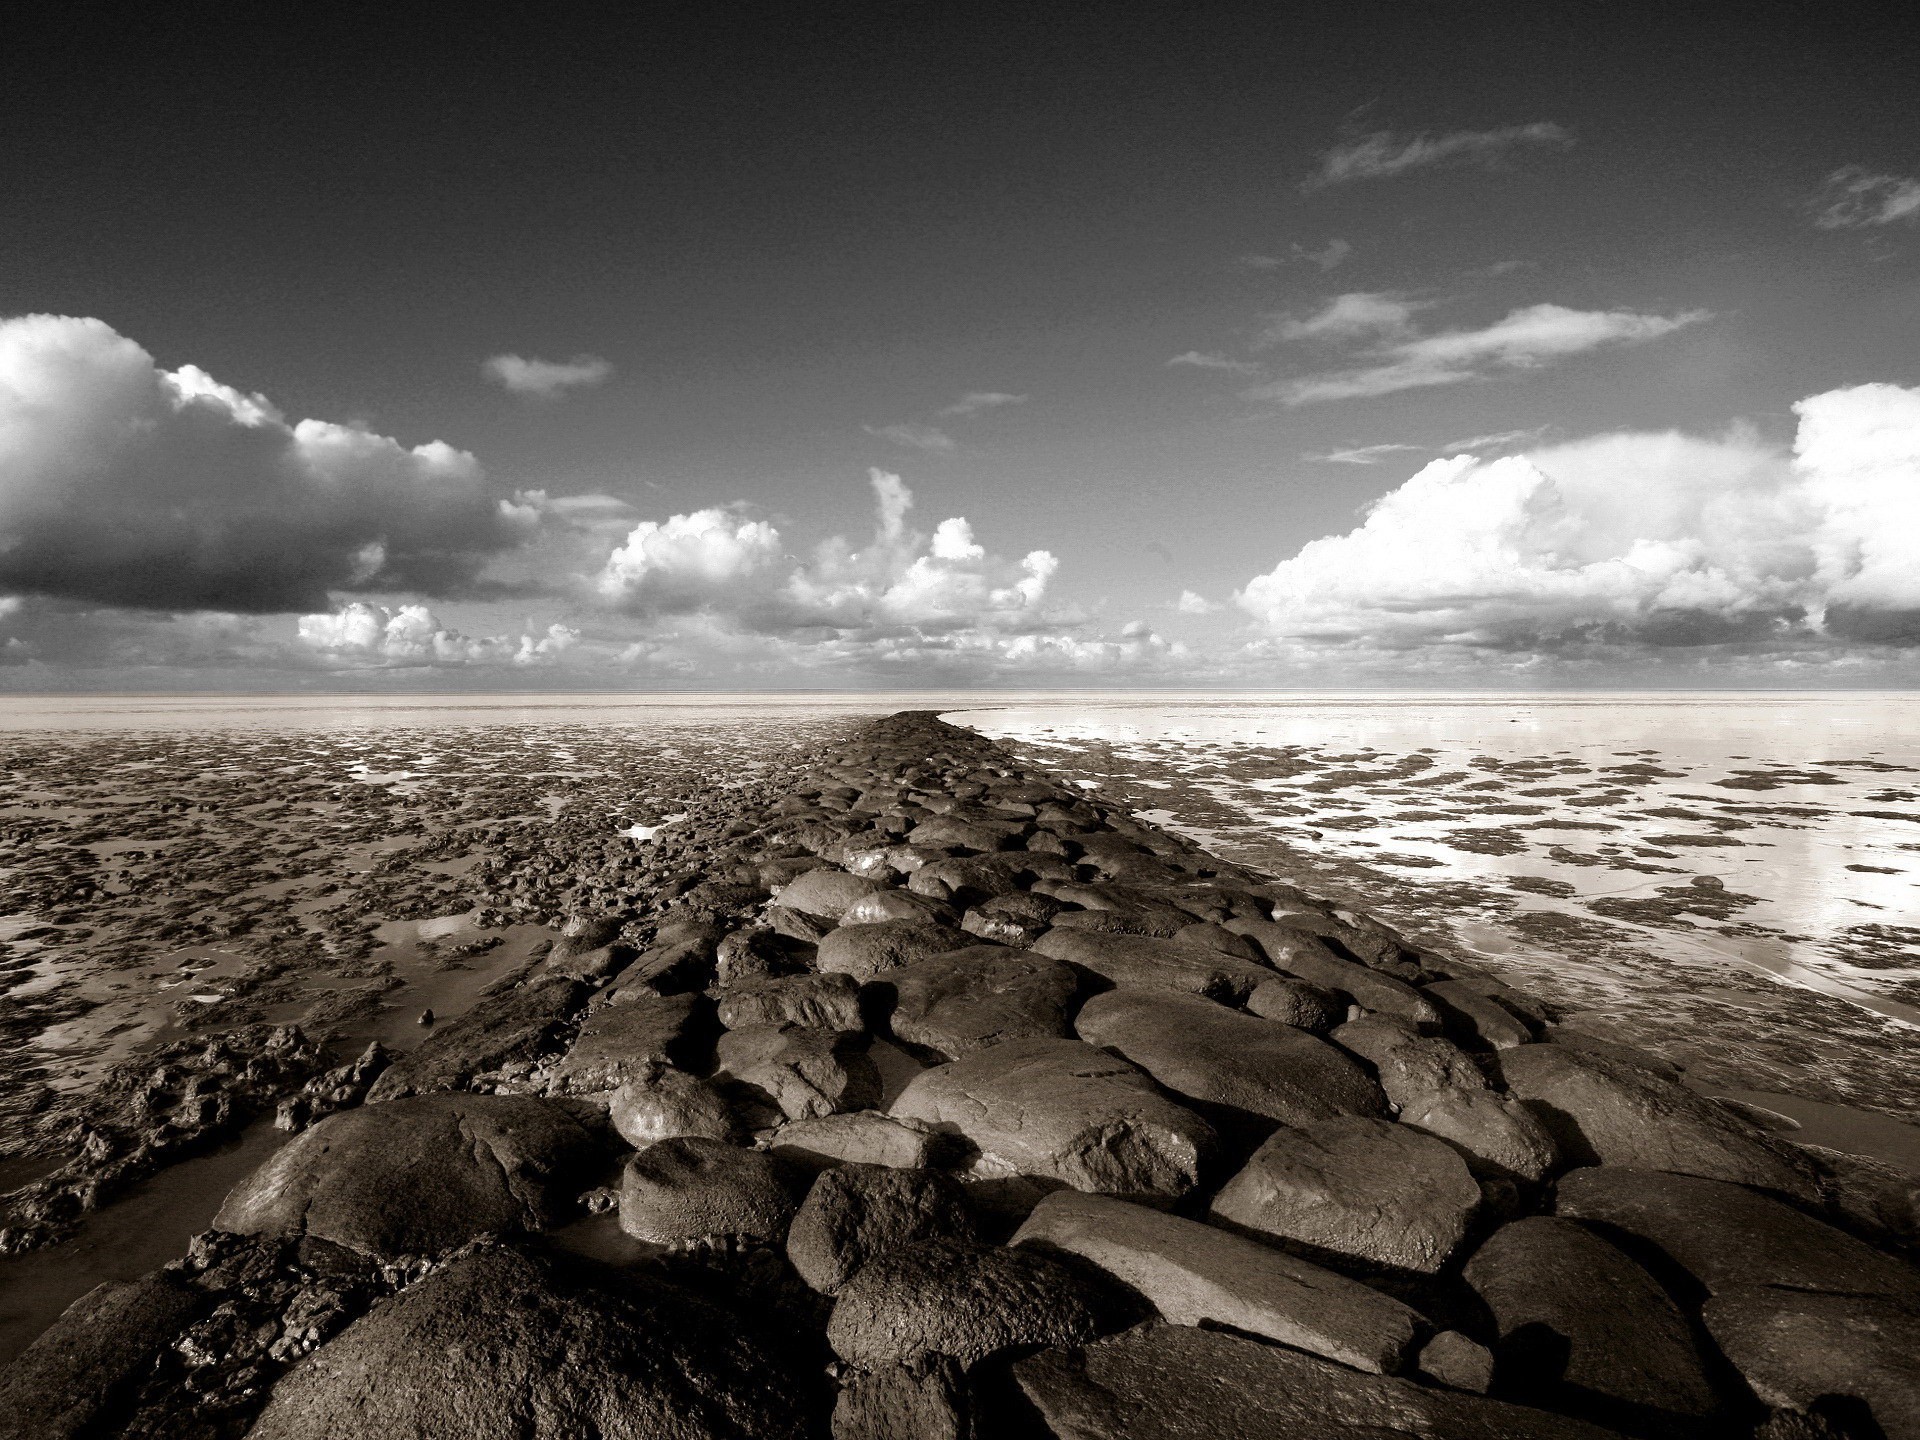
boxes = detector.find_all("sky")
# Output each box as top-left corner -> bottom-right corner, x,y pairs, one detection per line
2,4 -> 1917,690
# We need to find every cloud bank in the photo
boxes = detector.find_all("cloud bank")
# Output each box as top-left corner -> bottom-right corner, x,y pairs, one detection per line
1238,383 -> 1920,660
296,603 -> 578,668
0,315 -> 534,611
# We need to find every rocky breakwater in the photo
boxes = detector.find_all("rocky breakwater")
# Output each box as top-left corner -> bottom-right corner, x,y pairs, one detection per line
4,710 -> 1918,1440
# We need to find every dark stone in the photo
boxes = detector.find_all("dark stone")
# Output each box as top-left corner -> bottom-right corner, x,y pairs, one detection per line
818,921 -> 971,981
715,1024 -> 881,1121
788,1164 -> 978,1295
879,947 -> 1080,1060
1029,929 -> 1271,1004
1703,1285 -> 1920,1440
366,976 -> 585,1100
550,991 -> 707,1092
618,1136 -> 799,1246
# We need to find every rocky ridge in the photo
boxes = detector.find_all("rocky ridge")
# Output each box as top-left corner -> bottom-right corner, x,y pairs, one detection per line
2,711 -> 1916,1439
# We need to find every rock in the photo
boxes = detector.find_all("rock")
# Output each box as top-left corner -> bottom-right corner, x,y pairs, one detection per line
1012,1190 -> 1422,1374
1543,1025 -> 1682,1081
767,904 -> 836,943
1244,976 -> 1344,1031
826,1238 -> 1106,1369
1331,1015 -> 1487,1111
1464,1216 -> 1724,1426
366,976 -> 584,1101
1029,929 -> 1271,1004
776,868 -> 885,921
960,891 -> 1067,946
891,1037 -> 1217,1203
215,1094 -> 595,1258
1423,980 -> 1536,1049
716,1024 -> 881,1121
1499,1045 -> 1819,1202
1171,922 -> 1264,960
843,889 -> 955,926
831,1357 -> 970,1440
1074,987 -> 1384,1127
0,1269 -> 205,1440
1210,1115 -> 1482,1275
771,1111 -> 945,1170
1231,920 -> 1444,1026
789,1164 -> 978,1294
618,1137 -> 799,1246
1049,903 -> 1196,940
1014,1322 -> 1633,1440
605,933 -> 720,996
1554,1166 -> 1920,1303
1419,1330 -> 1495,1394
608,1068 -> 737,1147
1703,1285 -> 1920,1440
906,815 -> 1028,852
550,991 -> 706,1093
244,1244 -> 811,1439
712,926 -> 807,987
1398,1089 -> 1560,1185
908,856 -> 1032,907
818,920 -> 971,981
879,947 -> 1080,1060
716,972 -> 864,1031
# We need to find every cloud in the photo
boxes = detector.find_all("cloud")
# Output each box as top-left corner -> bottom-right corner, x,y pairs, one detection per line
1265,292 -> 1425,344
1304,123 -> 1572,189
296,602 -> 579,668
1175,590 -> 1221,614
595,508 -> 788,614
1305,443 -> 1422,465
1440,427 -> 1551,455
1238,239 -> 1350,271
1236,382 -> 1920,660
481,353 -> 613,398
1811,167 -> 1920,230
0,315 -> 535,611
863,422 -> 957,453
1252,301 -> 1708,405
1167,351 -> 1260,375
939,391 -> 1028,417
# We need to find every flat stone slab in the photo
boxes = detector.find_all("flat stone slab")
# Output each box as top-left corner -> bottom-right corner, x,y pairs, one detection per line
215,1094 -> 595,1258
1075,987 -> 1384,1127
366,976 -> 585,1101
550,991 -> 705,1093
769,1110 -> 943,1169
1210,1114 -> 1482,1275
1014,1322 -> 1632,1440
1030,929 -> 1272,1004
879,945 -> 1080,1060
890,1037 -> 1217,1202
1012,1190 -> 1422,1374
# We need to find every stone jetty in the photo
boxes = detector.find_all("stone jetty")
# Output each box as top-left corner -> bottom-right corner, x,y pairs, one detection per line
3,712 -> 1916,1439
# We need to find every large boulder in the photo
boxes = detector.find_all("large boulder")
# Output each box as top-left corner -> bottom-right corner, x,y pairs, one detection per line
549,991 -> 707,1093
1554,1166 -> 1920,1303
818,920 -> 970,981
788,1164 -> 977,1295
1399,1089 -> 1560,1185
1209,1115 -> 1482,1275
366,977 -> 584,1101
1230,921 -> 1443,1026
1423,980 -> 1535,1050
770,1110 -> 945,1170
1703,1285 -> 1920,1440
891,1038 -> 1217,1202
617,1137 -> 799,1246
608,1068 -> 737,1148
1499,1045 -> 1818,1202
1331,1015 -> 1487,1111
215,1094 -> 595,1258
1014,1322 -> 1633,1440
879,946 -> 1080,1060
1463,1216 -> 1724,1428
906,814 -> 1028,852
1074,987 -> 1384,1127
826,1238 -> 1107,1369
714,972 -> 863,1032
775,868 -> 884,921
244,1245 -> 811,1439
715,1024 -> 881,1121
1012,1191 -> 1422,1374
1029,930 -> 1271,1003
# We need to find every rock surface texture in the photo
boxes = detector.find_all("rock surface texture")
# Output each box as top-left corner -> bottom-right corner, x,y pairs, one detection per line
4,710 -> 1914,1440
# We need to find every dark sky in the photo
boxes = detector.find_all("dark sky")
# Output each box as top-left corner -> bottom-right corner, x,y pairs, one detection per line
2,3 -> 1917,686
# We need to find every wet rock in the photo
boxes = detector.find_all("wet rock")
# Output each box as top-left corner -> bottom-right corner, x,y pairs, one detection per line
608,1067 -> 737,1147
1014,1322 -> 1631,1440
1419,1330 -> 1495,1394
891,1037 -> 1216,1203
1244,975 -> 1345,1031
1499,1045 -> 1819,1202
1236,922 -> 1445,1027
818,920 -> 971,981
1399,1088 -> 1561,1185
771,1110 -> 945,1170
1029,929 -> 1271,1004
1703,1285 -> 1920,1440
1423,979 -> 1536,1050
1464,1216 -> 1724,1427
550,991 -> 707,1092
1554,1166 -> 1920,1303
843,889 -> 955,926
776,868 -> 885,921
715,972 -> 864,1031
831,1357 -> 970,1440
618,1136 -> 799,1246
215,1093 -> 595,1259
906,815 -> 1028,853
879,947 -> 1080,1060
603,932 -> 721,997
908,856 -> 1033,907
0,1269 -> 206,1440
366,976 -> 585,1101
1012,1190 -> 1422,1374
826,1238 -> 1106,1369
1075,987 -> 1384,1127
789,1164 -> 978,1294
1210,1114 -> 1482,1275
244,1244 -> 812,1439
1331,1014 -> 1488,1111
960,891 -> 1068,946
716,1024 -> 881,1121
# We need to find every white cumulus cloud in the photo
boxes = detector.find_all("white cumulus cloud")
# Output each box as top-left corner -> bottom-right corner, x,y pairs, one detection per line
296,602 -> 578,668
481,353 -> 613,398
